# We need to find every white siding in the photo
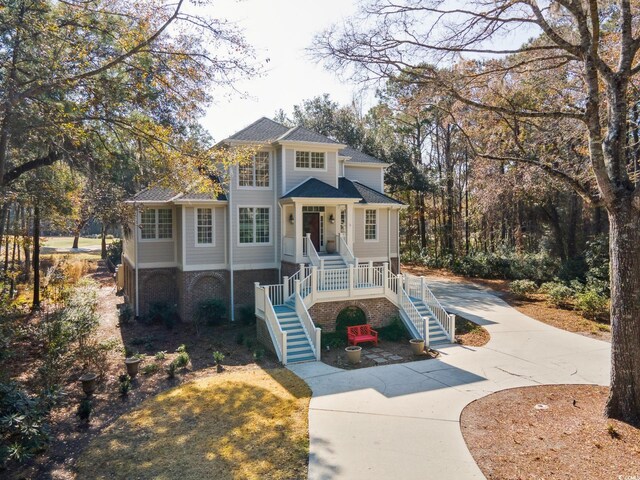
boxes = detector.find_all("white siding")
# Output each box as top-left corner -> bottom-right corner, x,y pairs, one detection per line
175,207 -> 183,267
344,165 -> 384,191
122,224 -> 136,263
184,206 -> 226,266
138,240 -> 175,264
284,148 -> 338,192
390,209 -> 399,256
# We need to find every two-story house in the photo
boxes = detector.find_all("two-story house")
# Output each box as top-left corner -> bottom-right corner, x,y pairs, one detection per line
121,117 -> 455,363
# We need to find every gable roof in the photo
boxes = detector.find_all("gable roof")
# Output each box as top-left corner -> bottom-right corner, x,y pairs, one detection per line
129,186 -> 178,202
226,117 -> 290,142
276,125 -> 342,145
339,146 -> 388,165
282,178 -> 361,200
338,178 -> 404,205
127,178 -> 226,204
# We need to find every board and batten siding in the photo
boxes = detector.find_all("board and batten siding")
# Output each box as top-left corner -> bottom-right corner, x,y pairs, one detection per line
352,207 -> 389,259
184,206 -> 226,266
284,148 -> 338,192
344,165 -> 384,191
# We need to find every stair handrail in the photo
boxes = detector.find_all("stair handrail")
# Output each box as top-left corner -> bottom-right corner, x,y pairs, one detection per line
337,233 -> 356,265
305,233 -> 322,267
294,280 -> 321,361
398,285 -> 429,347
255,283 -> 288,364
404,273 -> 455,342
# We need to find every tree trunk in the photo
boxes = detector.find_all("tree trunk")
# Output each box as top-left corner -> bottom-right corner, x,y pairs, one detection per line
605,200 -> 640,425
32,204 -> 40,311
72,232 -> 80,249
101,224 -> 107,259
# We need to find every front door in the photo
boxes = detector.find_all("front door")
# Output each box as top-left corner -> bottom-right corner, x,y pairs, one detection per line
303,212 -> 320,251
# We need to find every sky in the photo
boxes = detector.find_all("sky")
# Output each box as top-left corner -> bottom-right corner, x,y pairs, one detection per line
201,0 -> 363,142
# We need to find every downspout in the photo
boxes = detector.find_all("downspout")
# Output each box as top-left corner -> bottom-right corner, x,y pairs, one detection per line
387,208 -> 391,265
134,203 -> 140,317
228,172 -> 235,322
397,208 -> 401,274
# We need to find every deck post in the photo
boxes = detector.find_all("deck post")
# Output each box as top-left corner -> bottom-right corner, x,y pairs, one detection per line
298,263 -> 305,277
383,262 -> 389,295
254,282 -> 261,314
283,276 -> 289,298
397,274 -> 404,304
368,261 -> 373,285
420,276 -> 425,303
349,264 -> 354,295
423,316 -> 429,348
311,266 -> 318,301
294,279 -> 301,296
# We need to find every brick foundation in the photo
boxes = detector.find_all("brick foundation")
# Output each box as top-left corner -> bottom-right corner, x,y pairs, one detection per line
177,270 -> 229,321
308,297 -> 399,332
138,267 -> 179,317
281,261 -> 302,277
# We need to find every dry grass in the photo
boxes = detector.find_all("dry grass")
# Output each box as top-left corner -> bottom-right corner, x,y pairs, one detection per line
76,368 -> 311,480
461,385 -> 640,479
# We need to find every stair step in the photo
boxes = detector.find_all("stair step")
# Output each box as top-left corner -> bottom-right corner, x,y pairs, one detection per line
282,325 -> 304,333
287,353 -> 316,363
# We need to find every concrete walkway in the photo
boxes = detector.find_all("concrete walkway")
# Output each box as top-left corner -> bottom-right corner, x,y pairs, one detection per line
288,277 -> 611,480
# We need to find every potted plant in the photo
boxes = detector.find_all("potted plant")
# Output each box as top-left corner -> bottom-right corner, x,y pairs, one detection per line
409,338 -> 425,355
124,356 -> 142,378
345,345 -> 362,364
213,351 -> 225,373
78,372 -> 97,396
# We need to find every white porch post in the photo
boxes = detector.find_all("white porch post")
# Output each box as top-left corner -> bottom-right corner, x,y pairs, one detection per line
283,276 -> 289,298
299,263 -> 305,277
368,261 -> 373,285
383,262 -> 389,295
397,274 -> 404,304
294,202 -> 303,263
349,264 -> 354,295
311,266 -> 318,302
346,203 -> 354,247
420,276 -> 426,302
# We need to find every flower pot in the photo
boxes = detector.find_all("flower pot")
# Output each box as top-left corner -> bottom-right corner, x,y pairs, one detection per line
409,338 -> 425,355
79,372 -> 97,396
345,345 -> 362,365
326,240 -> 336,254
125,357 -> 141,378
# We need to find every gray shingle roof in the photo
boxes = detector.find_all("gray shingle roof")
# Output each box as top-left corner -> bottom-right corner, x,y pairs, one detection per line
277,125 -> 341,144
338,178 -> 404,205
129,186 -> 178,202
282,178 -> 361,199
226,117 -> 290,142
339,146 -> 387,165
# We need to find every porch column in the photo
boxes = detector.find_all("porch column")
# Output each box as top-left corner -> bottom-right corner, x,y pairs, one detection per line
294,202 -> 303,263
346,203 -> 354,248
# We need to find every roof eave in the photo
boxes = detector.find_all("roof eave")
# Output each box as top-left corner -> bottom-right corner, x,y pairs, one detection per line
275,140 -> 348,149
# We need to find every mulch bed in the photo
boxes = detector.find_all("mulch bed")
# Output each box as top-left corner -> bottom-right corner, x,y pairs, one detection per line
5,261 -> 278,480
455,315 -> 490,346
461,385 -> 640,480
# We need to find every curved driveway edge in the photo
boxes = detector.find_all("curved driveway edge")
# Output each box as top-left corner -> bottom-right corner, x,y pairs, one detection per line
288,276 -> 611,480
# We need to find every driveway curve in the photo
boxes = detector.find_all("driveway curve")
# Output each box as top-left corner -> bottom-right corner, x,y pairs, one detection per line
288,276 -> 611,480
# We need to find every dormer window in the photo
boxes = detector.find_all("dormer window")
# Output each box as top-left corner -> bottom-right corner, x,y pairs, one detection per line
238,151 -> 270,188
296,151 -> 325,170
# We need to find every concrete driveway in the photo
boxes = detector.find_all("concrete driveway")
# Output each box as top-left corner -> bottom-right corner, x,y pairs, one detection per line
288,277 -> 611,480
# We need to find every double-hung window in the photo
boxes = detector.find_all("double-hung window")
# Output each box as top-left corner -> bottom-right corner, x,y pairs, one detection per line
364,209 -> 377,241
140,208 -> 173,240
196,208 -> 213,245
238,152 -> 270,187
238,207 -> 270,244
295,151 -> 325,169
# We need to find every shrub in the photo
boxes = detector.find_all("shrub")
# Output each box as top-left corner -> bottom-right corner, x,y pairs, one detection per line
253,348 -> 265,362
546,283 -> 574,307
321,332 -> 346,349
585,234 -> 610,295
76,398 -> 92,424
377,317 -> 408,341
574,289 -> 609,320
176,344 -> 187,353
147,302 -> 178,329
335,306 -> 366,336
118,304 -> 133,324
0,382 -> 56,465
141,364 -> 159,376
509,280 -> 537,298
243,337 -> 254,351
106,239 -> 123,266
196,299 -> 227,326
173,352 -> 190,369
154,351 -> 166,361
235,332 -> 245,345
212,351 -> 225,365
166,362 -> 177,379
118,374 -> 131,396
238,304 -> 256,325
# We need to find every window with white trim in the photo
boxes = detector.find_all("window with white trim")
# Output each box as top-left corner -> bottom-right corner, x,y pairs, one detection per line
239,207 -> 270,244
295,151 -> 325,169
365,209 -> 377,241
140,208 -> 173,240
196,208 -> 213,245
238,152 -> 270,187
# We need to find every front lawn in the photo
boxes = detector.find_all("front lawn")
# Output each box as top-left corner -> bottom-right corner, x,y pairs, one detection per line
77,368 -> 311,480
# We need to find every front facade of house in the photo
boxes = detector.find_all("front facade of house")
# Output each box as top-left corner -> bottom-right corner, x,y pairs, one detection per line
121,118 -> 455,363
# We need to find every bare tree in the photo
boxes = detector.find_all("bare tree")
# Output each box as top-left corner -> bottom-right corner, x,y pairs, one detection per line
314,0 -> 640,424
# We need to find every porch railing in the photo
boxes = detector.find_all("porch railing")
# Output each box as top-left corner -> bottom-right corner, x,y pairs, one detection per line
294,280 -> 321,361
404,273 -> 456,342
305,233 -> 322,267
